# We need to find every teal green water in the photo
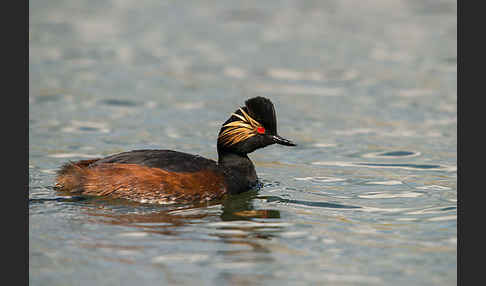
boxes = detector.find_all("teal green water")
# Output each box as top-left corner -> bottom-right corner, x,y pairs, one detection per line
29,0 -> 456,285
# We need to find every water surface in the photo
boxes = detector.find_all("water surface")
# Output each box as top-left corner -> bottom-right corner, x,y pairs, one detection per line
30,0 -> 456,285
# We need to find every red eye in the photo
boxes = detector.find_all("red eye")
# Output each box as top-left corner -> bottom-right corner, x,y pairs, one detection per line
257,127 -> 265,134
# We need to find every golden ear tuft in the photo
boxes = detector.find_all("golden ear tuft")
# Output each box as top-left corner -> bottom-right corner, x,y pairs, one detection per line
218,108 -> 264,146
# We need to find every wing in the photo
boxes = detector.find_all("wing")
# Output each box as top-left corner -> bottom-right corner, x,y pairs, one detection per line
91,149 -> 218,172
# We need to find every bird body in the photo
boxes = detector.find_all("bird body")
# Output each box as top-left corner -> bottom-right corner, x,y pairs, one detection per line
55,97 -> 295,204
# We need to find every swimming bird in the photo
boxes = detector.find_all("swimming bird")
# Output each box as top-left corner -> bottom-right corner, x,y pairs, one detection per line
55,96 -> 296,204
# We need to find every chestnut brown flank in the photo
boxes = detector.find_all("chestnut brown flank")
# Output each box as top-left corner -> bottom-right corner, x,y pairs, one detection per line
55,161 -> 228,204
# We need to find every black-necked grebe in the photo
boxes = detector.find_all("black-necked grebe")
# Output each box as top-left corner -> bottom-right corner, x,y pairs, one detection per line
55,96 -> 296,204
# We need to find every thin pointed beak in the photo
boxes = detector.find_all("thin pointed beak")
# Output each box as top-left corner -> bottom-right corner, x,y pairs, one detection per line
272,135 -> 296,146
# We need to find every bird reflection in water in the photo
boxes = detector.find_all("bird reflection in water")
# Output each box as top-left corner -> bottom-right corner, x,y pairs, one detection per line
79,188 -> 282,240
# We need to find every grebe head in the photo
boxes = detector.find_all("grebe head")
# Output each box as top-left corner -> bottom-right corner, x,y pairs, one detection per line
217,96 -> 296,156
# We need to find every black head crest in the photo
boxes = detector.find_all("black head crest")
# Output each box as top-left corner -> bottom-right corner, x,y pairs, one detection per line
217,97 -> 294,154
218,97 -> 278,147
244,97 -> 277,134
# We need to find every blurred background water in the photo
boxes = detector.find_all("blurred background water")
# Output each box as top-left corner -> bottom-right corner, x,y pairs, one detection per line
29,0 -> 456,285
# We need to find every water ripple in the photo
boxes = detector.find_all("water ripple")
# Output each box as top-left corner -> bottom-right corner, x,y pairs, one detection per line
266,68 -> 324,81
259,196 -> 361,209
223,66 -> 247,79
312,161 -> 456,171
365,180 -> 403,185
362,150 -> 421,159
427,215 -> 456,221
61,120 -> 110,133
357,163 -> 442,170
99,99 -> 138,107
205,221 -> 293,228
47,153 -> 100,158
294,176 -> 346,183
407,206 -> 456,215
398,88 -> 436,97
152,253 -> 209,264
358,192 -> 422,199
311,143 -> 337,148
416,185 -> 452,190
254,83 -> 343,96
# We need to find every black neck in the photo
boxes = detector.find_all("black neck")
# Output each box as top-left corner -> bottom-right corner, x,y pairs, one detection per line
217,151 -> 258,194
